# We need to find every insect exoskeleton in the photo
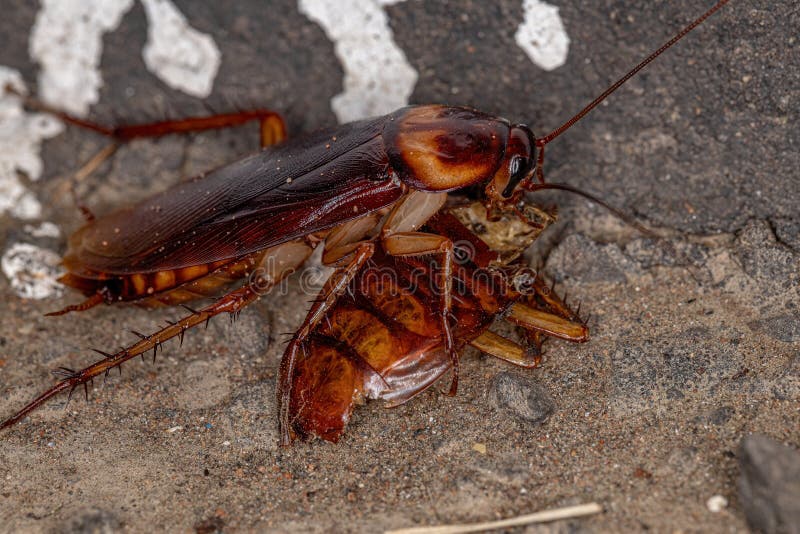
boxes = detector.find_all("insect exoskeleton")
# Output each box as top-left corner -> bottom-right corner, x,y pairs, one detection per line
287,200 -> 589,443
0,1 -> 731,446
384,105 -> 536,199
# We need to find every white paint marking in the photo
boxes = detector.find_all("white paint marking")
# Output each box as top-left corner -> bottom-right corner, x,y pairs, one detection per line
0,68 -> 63,220
299,0 -> 417,123
515,0 -> 570,71
29,0 -> 134,116
141,0 -> 221,98
24,221 -> 61,238
1,243 -> 64,300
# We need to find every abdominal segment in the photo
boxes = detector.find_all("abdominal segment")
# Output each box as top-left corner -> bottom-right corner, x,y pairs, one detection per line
288,237 -> 516,442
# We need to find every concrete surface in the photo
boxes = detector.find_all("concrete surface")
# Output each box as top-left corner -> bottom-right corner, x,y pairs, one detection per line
0,1 -> 797,532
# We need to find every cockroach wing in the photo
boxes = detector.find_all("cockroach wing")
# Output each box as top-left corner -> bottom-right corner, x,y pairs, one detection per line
63,117 -> 402,276
289,333 -> 453,442
288,334 -> 382,442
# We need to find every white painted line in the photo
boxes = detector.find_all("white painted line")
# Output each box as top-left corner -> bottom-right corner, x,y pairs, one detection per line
0,67 -> 64,220
141,0 -> 221,98
299,0 -> 418,123
23,222 -> 61,238
1,243 -> 64,300
29,0 -> 134,116
515,0 -> 570,71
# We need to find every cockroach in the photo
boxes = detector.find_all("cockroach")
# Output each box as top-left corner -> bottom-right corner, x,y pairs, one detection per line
287,200 -> 589,442
0,1 -> 730,446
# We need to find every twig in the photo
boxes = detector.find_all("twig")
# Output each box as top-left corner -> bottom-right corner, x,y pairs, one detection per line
384,502 -> 603,534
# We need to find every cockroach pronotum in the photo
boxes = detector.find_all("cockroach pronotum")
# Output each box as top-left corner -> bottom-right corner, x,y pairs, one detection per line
0,1 -> 730,446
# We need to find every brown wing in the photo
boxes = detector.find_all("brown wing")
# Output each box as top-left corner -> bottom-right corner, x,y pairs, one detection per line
289,332 -> 452,443
64,117 -> 402,276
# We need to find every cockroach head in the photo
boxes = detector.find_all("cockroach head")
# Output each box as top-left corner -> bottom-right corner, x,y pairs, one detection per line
485,124 -> 536,202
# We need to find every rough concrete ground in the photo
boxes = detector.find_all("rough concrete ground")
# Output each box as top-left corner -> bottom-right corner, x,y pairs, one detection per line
0,1 -> 798,532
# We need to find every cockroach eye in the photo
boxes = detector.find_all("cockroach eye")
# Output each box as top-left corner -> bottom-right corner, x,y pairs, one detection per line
502,156 -> 529,198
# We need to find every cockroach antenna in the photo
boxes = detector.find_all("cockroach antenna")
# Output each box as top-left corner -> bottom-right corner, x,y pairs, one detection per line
529,0 -> 731,185
518,0 -> 730,236
527,182 -> 659,237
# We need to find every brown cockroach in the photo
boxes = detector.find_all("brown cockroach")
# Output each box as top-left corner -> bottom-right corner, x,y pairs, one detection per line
287,200 -> 589,442
0,1 -> 730,446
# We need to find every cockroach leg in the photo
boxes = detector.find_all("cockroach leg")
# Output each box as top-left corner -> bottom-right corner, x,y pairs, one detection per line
40,97 -> 287,214
382,231 -> 459,395
72,142 -> 119,183
111,109 -> 287,146
376,191 -> 463,394
28,226 -> 321,424
0,282 -> 265,431
277,242 -> 375,446
45,292 -> 105,316
321,213 -> 385,265
469,330 -> 541,369
529,277 -> 584,324
69,142 -> 120,221
506,302 -> 589,342
22,92 -> 287,147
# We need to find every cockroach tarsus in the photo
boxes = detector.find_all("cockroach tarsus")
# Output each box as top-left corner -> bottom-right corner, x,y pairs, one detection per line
0,1 -> 731,445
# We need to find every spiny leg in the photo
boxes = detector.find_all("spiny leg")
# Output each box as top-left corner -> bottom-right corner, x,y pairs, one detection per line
506,302 -> 588,342
277,242 -> 375,446
500,273 -> 589,363
529,275 -> 585,324
20,91 -> 287,146
23,91 -> 287,218
373,191 -> 463,395
469,330 -> 542,369
382,231 -> 459,396
0,282 -> 266,431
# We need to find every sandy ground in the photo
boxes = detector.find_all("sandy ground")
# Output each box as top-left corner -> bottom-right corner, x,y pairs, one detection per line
0,1 -> 797,532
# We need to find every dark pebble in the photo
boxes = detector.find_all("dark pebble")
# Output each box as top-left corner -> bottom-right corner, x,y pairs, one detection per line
738,434 -> 800,534
489,372 -> 555,424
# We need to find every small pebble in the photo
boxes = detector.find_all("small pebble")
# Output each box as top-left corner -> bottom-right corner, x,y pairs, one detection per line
472,443 -> 487,454
706,494 -> 728,513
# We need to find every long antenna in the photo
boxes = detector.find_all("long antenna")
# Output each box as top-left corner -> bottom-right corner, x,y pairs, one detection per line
536,0 -> 730,148
526,182 -> 658,238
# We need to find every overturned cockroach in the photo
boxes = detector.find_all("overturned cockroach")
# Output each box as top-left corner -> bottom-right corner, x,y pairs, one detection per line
0,1 -> 730,445
288,200 -> 589,442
